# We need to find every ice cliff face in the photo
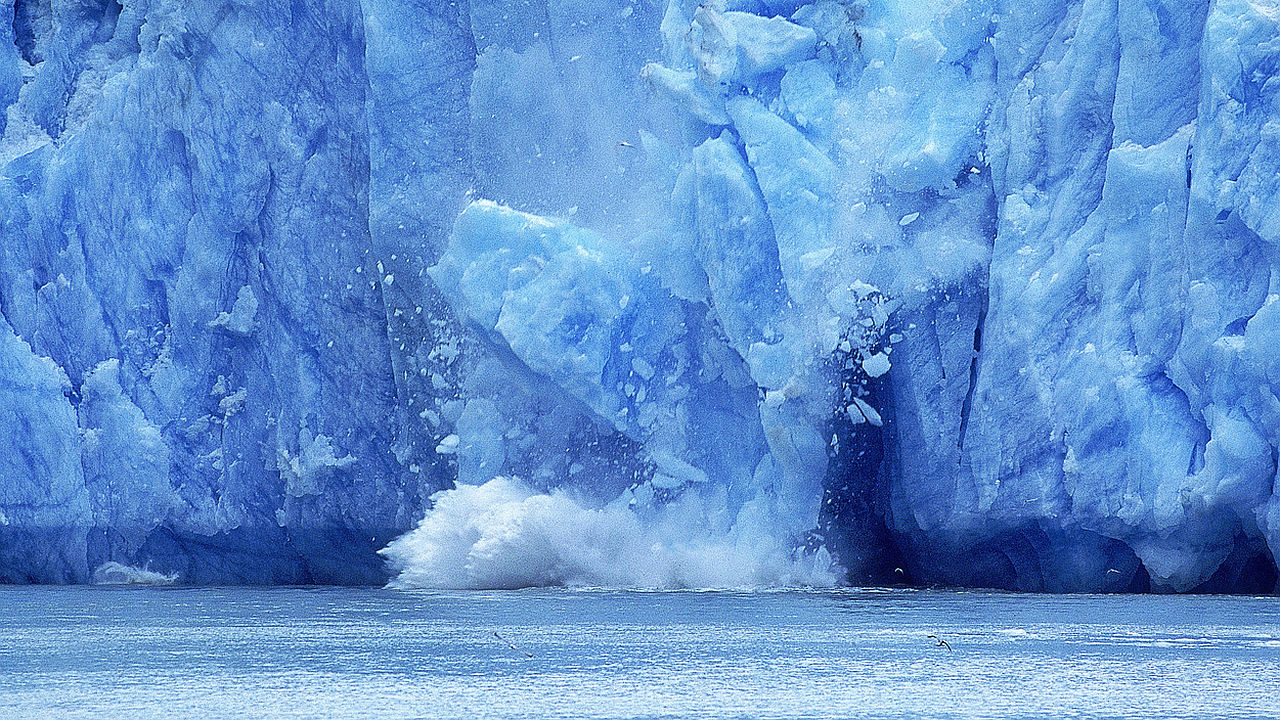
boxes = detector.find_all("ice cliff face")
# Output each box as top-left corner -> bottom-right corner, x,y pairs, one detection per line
1,0 -> 420,583
2,0 -> 1278,592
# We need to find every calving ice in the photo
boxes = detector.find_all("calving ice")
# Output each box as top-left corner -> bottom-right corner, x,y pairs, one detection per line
1,0 -> 1279,594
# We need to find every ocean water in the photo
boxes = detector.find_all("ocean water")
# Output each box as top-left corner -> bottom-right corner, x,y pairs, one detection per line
0,587 -> 1277,719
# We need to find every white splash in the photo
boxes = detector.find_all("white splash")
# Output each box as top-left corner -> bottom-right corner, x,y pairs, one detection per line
92,562 -> 179,586
380,477 -> 841,590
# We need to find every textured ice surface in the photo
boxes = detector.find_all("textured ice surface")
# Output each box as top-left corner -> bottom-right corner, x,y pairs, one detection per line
2,0 -> 1279,591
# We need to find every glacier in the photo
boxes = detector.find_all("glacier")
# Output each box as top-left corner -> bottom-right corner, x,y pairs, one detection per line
2,0 -> 1279,593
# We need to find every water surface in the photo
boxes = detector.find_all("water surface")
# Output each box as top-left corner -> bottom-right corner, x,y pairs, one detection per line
1,587 -> 1277,719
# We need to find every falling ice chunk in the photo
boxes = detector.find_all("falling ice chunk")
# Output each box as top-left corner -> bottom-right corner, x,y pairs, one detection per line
847,397 -> 883,427
861,352 -> 891,378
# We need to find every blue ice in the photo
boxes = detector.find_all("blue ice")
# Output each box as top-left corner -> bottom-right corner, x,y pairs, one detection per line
2,0 -> 1279,593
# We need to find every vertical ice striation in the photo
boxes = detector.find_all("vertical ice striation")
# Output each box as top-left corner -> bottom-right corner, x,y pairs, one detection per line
0,313 -> 88,582
1,0 -> 1279,591
1,0 -> 425,583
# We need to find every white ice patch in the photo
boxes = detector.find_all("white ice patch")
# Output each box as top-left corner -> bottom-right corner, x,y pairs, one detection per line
207,285 -> 259,336
380,477 -> 840,590
280,430 -> 357,498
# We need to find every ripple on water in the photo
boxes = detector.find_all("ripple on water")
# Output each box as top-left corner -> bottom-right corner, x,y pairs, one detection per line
0,587 -> 1277,720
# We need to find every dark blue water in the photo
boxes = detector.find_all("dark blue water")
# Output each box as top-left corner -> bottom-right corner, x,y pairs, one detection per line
1,587 -> 1277,719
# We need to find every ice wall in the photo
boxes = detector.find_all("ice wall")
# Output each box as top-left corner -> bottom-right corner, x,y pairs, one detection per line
1,0 -> 431,583
2,0 -> 1279,591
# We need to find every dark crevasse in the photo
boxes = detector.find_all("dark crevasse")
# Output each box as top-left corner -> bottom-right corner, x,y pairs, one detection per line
11,0 -> 49,66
